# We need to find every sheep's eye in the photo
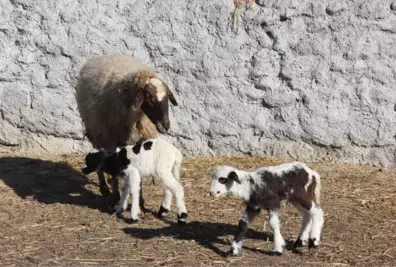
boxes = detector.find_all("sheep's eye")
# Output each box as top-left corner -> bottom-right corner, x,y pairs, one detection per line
218,177 -> 228,184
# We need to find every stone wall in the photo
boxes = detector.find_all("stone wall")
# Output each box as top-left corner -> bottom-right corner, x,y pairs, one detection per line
1,0 -> 396,167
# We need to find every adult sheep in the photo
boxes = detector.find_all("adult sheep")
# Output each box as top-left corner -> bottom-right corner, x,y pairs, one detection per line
75,55 -> 178,205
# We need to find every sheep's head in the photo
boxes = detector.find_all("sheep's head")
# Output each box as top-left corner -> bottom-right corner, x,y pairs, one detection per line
210,165 -> 241,198
130,72 -> 178,134
81,149 -> 106,175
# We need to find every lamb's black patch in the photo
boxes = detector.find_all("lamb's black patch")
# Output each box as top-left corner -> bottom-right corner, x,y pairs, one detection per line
143,141 -> 153,150
99,148 -> 130,176
118,148 -> 130,171
132,140 -> 143,154
100,153 -> 119,175
293,238 -> 303,249
247,166 -> 312,210
158,205 -> 170,218
308,238 -> 317,249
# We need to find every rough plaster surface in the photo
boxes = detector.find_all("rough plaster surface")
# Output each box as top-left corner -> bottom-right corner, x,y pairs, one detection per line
1,0 -> 396,167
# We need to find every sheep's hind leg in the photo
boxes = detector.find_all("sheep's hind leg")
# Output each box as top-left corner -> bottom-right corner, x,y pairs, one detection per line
160,172 -> 187,225
158,187 -> 173,218
97,170 -> 111,196
110,175 -> 121,207
139,180 -> 146,211
292,203 -> 312,249
308,202 -> 324,249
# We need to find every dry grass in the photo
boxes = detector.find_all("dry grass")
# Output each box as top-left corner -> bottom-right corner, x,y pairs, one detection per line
0,151 -> 395,266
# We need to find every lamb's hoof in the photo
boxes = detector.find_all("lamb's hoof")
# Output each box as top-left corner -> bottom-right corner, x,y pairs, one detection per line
270,251 -> 283,256
114,205 -> 125,215
177,212 -> 188,225
293,238 -> 304,249
226,249 -> 234,258
308,238 -> 318,249
157,206 -> 170,218
127,218 -> 140,224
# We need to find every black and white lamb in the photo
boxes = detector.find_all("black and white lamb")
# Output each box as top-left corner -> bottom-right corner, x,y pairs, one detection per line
82,138 -> 188,224
210,162 -> 324,256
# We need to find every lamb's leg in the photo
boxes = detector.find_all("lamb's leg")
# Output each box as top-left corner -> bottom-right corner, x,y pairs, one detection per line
308,202 -> 324,249
158,187 -> 173,218
172,161 -> 181,181
228,206 -> 261,257
292,203 -> 313,248
110,175 -> 121,206
160,172 -> 187,225
125,168 -> 141,222
97,170 -> 111,196
114,176 -> 130,214
139,180 -> 145,210
268,209 -> 286,254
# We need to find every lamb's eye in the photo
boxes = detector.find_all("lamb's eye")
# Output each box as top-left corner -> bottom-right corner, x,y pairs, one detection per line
218,177 -> 228,184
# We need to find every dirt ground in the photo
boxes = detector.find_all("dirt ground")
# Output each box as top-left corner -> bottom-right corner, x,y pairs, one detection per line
0,152 -> 395,267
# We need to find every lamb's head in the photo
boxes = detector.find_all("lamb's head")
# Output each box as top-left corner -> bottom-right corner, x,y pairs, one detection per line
81,149 -> 106,175
131,72 -> 178,134
210,165 -> 241,198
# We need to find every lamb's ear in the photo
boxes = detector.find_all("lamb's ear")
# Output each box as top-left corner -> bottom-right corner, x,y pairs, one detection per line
164,83 -> 178,106
228,171 -> 241,184
132,89 -> 144,110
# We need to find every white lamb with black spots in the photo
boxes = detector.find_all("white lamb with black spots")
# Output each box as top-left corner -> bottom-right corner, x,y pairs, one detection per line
82,138 -> 188,224
210,162 -> 324,256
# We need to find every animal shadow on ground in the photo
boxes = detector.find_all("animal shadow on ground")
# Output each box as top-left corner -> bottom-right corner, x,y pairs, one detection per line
123,221 -> 297,257
0,156 -> 113,213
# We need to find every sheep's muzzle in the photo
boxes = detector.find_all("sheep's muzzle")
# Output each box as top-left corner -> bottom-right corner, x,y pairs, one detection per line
156,119 -> 170,134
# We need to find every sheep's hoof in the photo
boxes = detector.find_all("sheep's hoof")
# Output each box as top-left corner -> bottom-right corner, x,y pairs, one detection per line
157,206 -> 170,218
308,238 -> 318,249
177,212 -> 188,225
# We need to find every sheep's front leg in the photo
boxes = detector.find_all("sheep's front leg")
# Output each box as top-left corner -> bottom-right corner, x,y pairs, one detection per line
158,187 -> 173,218
110,175 -> 121,206
228,206 -> 261,257
97,170 -> 111,196
268,209 -> 286,254
123,168 -> 141,222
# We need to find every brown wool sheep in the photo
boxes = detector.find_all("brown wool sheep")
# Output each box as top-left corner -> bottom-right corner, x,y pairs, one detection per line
75,55 -> 178,205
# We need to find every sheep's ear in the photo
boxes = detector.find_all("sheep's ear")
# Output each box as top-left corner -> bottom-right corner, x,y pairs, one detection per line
164,83 -> 178,106
228,171 -> 241,184
132,89 -> 144,110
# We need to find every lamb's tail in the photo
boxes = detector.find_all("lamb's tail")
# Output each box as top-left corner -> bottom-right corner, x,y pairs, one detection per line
313,171 -> 321,205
